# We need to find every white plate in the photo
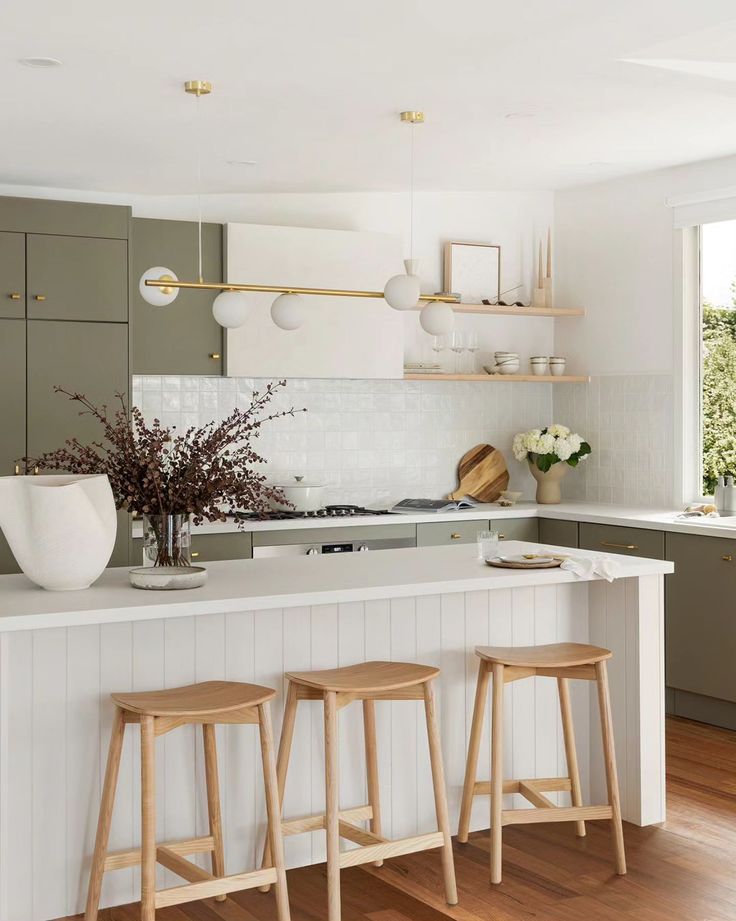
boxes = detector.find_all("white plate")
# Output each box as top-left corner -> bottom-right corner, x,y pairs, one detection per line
499,554 -> 556,564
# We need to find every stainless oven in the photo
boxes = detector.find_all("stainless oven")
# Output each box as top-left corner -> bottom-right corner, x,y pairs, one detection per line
252,534 -> 415,558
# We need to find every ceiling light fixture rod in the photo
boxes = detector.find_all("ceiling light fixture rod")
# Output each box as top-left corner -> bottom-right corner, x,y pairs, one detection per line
144,278 -> 457,302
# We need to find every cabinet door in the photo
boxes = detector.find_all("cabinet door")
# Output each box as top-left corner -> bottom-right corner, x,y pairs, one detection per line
0,319 -> 26,573
27,320 -> 130,565
539,518 -> 579,548
579,522 -> 664,559
0,232 -> 25,318
130,218 -> 223,374
416,520 -> 481,547
27,234 -> 128,321
131,531 -> 253,566
496,517 -> 539,543
666,532 -> 736,703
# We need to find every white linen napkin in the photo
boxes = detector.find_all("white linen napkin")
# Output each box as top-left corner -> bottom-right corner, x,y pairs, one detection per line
559,554 -> 619,582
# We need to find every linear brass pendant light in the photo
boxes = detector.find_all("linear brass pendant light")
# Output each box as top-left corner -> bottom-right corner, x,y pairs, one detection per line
139,86 -> 457,329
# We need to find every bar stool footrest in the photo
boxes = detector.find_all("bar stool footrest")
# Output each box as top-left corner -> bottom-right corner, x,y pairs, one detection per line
473,776 -> 573,797
502,805 -> 613,827
103,834 -> 215,872
154,866 -> 278,909
281,803 -> 373,836
339,831 -> 445,869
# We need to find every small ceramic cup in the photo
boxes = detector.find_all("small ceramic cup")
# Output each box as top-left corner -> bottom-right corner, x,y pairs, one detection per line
549,357 -> 566,376
529,356 -> 549,376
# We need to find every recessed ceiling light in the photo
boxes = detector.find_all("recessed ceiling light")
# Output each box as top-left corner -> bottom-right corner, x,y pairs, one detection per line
226,159 -> 258,167
504,112 -> 535,119
19,57 -> 62,68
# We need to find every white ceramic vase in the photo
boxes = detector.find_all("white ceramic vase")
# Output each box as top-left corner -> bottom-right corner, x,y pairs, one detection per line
0,474 -> 117,590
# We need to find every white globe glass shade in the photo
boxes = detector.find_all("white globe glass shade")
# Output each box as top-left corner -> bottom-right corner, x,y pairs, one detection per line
383,272 -> 421,311
419,301 -> 455,336
212,290 -> 250,328
139,266 -> 179,307
271,293 -> 305,330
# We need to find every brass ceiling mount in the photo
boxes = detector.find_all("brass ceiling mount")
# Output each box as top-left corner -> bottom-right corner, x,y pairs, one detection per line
400,111 -> 424,124
184,79 -> 212,96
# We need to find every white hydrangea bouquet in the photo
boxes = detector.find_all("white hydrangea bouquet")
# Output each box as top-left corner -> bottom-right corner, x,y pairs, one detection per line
512,424 -> 591,503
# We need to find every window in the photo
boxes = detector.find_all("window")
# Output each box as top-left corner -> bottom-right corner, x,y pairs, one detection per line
699,219 -> 736,497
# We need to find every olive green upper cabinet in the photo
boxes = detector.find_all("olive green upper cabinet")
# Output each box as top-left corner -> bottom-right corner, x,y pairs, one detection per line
0,319 -> 26,573
0,232 -> 25,318
26,234 -> 128,322
130,218 -> 223,375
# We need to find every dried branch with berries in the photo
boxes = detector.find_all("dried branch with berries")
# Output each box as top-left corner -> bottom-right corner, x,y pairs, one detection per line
22,382 -> 305,525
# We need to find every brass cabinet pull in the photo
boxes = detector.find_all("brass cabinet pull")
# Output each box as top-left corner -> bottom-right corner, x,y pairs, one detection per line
450,532 -> 462,540
498,534 -> 506,540
722,555 -> 732,562
33,465 -> 39,475
600,540 -> 637,550
191,551 -> 200,559
13,463 -> 20,475
34,294 -> 46,301
209,352 -> 221,360
9,292 -> 21,300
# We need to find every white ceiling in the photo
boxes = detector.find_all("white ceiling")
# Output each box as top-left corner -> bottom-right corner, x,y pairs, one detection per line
3,0 -> 736,194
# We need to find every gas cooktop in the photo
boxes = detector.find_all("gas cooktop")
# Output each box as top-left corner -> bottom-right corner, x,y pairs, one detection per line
229,504 -> 395,522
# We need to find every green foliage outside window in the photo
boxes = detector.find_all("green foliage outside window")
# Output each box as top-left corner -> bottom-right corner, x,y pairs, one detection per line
702,287 -> 736,495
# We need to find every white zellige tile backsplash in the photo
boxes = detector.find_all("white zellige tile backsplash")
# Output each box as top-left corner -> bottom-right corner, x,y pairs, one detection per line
133,376 -> 552,507
554,374 -> 675,508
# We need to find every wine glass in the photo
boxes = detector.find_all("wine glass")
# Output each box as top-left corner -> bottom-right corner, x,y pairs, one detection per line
465,331 -> 479,374
431,335 -> 447,372
449,330 -> 465,374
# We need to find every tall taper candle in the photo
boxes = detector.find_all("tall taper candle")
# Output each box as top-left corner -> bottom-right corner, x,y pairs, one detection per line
546,227 -> 552,279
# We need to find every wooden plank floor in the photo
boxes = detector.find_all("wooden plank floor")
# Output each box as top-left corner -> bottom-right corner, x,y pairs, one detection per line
60,716 -> 736,921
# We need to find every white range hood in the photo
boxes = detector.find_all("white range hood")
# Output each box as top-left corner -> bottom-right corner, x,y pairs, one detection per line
224,222 -> 405,379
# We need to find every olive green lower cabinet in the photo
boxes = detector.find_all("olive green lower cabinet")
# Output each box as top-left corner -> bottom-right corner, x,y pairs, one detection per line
579,522 -> 665,559
538,517 -> 579,548
665,531 -> 736,730
130,531 -> 253,567
416,517 -> 538,547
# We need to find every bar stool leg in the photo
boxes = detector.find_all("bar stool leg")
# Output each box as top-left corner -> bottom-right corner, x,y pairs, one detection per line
595,660 -> 627,875
85,707 -> 126,921
258,703 -> 292,921
140,714 -> 157,921
362,699 -> 383,867
202,723 -> 226,900
423,679 -> 458,905
557,677 -> 586,838
324,690 -> 341,921
490,662 -> 504,884
458,659 -> 489,843
261,680 -> 299,890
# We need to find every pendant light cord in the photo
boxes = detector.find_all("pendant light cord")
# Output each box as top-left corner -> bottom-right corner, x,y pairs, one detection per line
196,93 -> 203,283
409,121 -> 415,262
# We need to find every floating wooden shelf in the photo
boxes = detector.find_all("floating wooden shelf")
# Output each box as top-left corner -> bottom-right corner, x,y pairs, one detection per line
443,304 -> 585,317
403,373 -> 590,383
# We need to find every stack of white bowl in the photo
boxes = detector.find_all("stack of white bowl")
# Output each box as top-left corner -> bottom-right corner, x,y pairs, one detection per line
549,356 -> 567,376
529,356 -> 549,376
494,351 -> 520,374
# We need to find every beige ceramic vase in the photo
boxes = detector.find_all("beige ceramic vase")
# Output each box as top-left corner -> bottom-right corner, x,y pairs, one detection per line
528,458 -> 569,504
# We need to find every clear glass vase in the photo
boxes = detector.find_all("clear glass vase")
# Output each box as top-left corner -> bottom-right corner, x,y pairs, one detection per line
142,514 -> 192,567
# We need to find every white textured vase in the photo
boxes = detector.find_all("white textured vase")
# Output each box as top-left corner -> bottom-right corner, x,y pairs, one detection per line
0,474 -> 117,590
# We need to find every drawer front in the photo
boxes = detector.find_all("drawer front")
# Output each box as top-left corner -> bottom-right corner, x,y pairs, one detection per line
494,517 -> 539,543
131,531 -> 252,566
253,523 -> 416,547
539,518 -> 579,548
416,520 -> 481,547
579,522 -> 664,559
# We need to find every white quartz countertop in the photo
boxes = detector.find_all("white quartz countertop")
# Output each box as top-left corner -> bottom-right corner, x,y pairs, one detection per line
0,540 -> 673,633
132,500 -> 736,539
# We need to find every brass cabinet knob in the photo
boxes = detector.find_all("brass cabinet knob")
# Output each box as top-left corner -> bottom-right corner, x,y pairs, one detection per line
450,532 -> 462,540
191,551 -> 200,559
209,352 -> 221,360
13,463 -> 20,475
34,294 -> 46,301
722,555 -> 732,562
8,292 -> 21,300
498,534 -> 506,540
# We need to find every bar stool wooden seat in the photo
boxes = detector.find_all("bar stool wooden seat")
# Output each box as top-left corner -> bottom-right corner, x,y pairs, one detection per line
85,680 -> 290,921
458,642 -> 626,884
261,660 -> 458,921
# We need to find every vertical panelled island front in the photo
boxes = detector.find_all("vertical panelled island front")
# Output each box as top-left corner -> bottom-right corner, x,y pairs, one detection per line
0,541 -> 673,921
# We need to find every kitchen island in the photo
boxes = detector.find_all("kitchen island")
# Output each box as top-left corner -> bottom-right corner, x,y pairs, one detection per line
0,542 -> 672,921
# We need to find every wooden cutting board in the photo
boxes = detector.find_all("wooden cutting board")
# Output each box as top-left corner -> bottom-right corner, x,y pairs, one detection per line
447,444 -> 509,502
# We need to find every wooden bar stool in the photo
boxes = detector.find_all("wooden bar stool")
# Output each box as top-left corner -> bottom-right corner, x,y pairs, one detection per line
261,660 -> 458,921
458,642 -> 626,884
85,680 -> 290,921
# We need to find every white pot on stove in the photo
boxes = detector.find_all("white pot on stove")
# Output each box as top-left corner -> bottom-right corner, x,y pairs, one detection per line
269,476 -> 327,512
